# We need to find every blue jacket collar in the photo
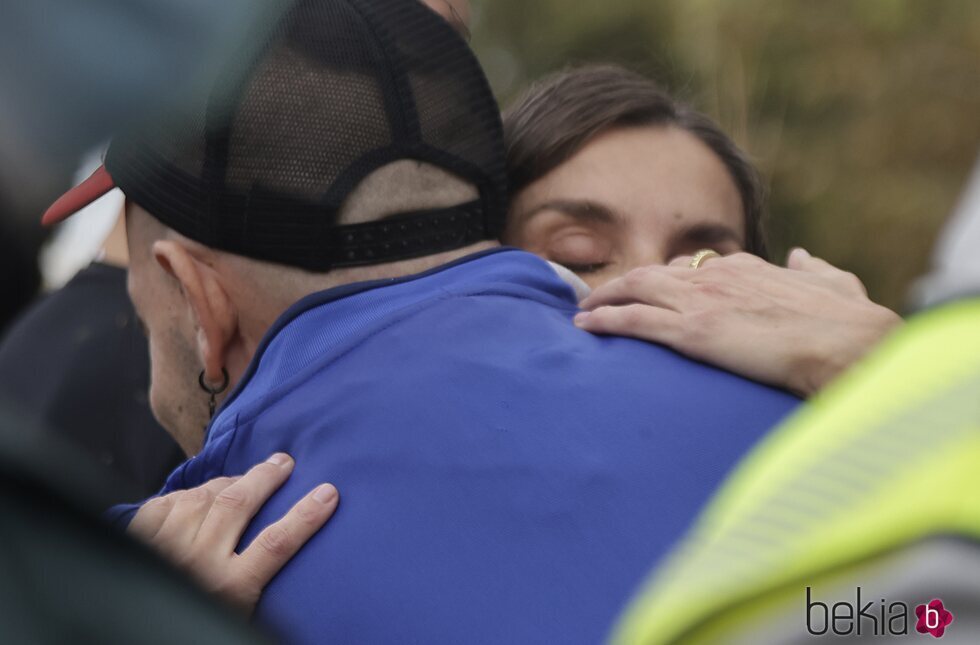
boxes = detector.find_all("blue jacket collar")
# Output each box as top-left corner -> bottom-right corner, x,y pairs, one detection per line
205,247 -> 577,445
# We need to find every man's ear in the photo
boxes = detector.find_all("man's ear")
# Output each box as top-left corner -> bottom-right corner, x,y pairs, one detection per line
152,240 -> 237,386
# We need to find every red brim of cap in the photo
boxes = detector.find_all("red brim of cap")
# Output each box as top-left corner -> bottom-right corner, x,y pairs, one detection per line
41,165 -> 117,226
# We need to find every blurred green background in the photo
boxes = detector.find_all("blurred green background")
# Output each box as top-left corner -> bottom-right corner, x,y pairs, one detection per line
469,0 -> 980,310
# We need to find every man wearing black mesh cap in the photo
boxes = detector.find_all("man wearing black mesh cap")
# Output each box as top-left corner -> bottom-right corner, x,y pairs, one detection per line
44,0 -> 798,642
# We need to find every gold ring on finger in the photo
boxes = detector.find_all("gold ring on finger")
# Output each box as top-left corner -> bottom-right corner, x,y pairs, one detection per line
689,249 -> 721,269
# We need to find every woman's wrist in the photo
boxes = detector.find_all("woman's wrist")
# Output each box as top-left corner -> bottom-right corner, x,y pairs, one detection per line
797,305 -> 904,397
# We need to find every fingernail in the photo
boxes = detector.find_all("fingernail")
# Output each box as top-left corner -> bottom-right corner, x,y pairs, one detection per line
574,312 -> 590,325
266,453 -> 291,467
313,484 -> 338,504
789,247 -> 811,261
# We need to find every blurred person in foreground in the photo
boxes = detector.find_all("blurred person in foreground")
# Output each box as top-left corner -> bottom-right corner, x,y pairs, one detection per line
0,0 -> 278,334
43,0 -> 798,642
613,155 -> 980,644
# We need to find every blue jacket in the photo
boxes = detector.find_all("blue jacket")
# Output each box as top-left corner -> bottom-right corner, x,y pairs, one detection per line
112,248 -> 798,644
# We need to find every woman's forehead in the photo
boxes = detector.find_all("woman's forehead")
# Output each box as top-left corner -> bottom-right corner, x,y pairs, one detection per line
514,126 -> 744,231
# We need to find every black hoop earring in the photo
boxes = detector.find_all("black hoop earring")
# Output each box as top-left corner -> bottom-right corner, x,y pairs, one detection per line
198,368 -> 230,419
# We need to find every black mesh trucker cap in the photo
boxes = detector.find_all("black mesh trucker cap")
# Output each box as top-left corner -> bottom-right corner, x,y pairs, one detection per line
43,0 -> 507,271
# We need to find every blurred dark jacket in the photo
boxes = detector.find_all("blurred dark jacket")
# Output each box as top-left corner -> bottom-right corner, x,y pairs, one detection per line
0,262 -> 182,504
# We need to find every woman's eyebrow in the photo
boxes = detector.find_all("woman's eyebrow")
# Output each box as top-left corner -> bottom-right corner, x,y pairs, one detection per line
519,199 -> 622,225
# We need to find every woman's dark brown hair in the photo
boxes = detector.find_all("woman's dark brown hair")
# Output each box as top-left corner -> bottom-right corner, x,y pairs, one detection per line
503,64 -> 769,259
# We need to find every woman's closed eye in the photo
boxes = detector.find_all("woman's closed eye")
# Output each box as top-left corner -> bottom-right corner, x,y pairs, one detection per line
561,262 -> 608,274
668,223 -> 744,259
545,231 -> 611,274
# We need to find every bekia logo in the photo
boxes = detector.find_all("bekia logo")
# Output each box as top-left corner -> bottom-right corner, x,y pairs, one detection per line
806,587 -> 954,638
915,599 -> 954,638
